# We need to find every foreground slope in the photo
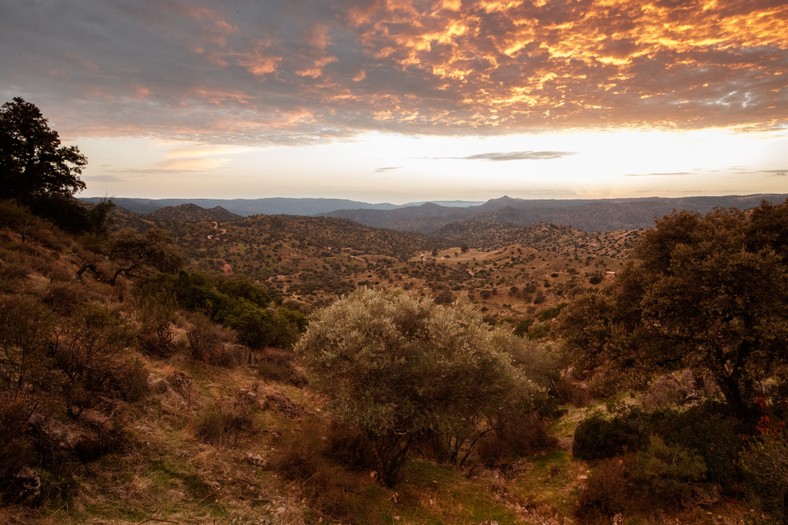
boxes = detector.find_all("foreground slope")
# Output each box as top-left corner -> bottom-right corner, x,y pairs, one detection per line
0,201 -> 773,524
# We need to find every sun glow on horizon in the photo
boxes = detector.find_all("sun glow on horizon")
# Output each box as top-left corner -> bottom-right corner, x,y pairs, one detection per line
77,126 -> 787,202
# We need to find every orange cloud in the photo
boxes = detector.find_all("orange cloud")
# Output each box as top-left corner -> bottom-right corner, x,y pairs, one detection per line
7,0 -> 783,142
346,0 -> 787,130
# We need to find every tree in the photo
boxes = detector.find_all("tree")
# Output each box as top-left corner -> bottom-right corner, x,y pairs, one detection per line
559,201 -> 788,418
78,228 -> 184,284
296,288 -> 542,485
0,97 -> 87,201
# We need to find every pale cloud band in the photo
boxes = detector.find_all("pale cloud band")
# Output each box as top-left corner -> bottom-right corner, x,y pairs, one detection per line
461,151 -> 576,161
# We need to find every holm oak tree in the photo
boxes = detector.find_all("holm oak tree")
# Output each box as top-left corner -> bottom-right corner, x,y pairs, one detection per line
559,201 -> 788,418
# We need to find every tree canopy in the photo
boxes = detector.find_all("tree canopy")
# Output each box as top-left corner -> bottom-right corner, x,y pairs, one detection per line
0,97 -> 87,202
559,201 -> 788,418
296,288 -> 544,486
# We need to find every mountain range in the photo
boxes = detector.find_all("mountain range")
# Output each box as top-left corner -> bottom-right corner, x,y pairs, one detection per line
85,194 -> 786,233
80,197 -> 482,217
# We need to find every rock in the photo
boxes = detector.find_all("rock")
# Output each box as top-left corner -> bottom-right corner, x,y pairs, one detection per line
244,452 -> 268,467
166,370 -> 193,397
5,467 -> 43,506
262,391 -> 304,419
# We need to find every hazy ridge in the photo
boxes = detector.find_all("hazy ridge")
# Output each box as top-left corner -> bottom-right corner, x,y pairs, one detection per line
84,194 -> 786,232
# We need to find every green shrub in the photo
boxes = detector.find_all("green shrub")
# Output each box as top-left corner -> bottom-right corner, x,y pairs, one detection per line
577,437 -> 707,519
631,435 -> 707,509
739,423 -> 788,522
574,403 -> 743,486
170,271 -> 304,349
573,410 -> 645,460
647,403 -> 744,487
513,318 -> 534,337
215,275 -> 272,308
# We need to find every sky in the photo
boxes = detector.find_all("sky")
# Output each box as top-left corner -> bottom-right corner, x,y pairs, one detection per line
1,0 -> 786,203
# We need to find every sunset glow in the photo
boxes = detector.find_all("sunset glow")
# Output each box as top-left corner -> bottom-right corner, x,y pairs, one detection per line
1,0 -> 785,202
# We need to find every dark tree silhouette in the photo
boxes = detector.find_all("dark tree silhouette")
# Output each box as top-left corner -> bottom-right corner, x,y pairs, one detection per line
0,97 -> 87,201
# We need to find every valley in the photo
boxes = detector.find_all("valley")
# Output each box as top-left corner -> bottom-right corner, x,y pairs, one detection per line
122,203 -> 640,332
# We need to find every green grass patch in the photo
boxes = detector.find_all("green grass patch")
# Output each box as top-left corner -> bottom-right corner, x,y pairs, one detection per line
510,449 -> 580,517
391,460 -> 521,525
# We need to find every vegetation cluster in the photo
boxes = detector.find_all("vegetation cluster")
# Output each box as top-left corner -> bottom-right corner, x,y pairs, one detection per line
1,98 -> 786,524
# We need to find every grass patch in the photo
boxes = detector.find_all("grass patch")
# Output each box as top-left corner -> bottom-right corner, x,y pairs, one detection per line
395,460 -> 522,525
509,449 -> 584,518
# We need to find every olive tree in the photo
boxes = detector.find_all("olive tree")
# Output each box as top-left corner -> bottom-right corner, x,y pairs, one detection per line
296,288 -> 543,486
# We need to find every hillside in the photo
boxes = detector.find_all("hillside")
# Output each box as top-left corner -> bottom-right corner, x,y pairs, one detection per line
148,203 -> 241,222
3,198 -> 784,524
435,218 -> 641,255
157,213 -> 430,308
137,206 -> 629,321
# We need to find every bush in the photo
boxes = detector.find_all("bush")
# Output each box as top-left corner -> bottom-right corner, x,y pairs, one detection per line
631,435 -> 707,509
508,340 -> 566,403
578,435 -> 710,518
0,395 -> 36,505
194,399 -> 256,445
170,271 -> 304,349
576,457 -> 631,519
647,403 -> 744,487
588,272 -> 604,285
26,195 -> 91,233
297,289 -> 545,485
105,358 -> 149,403
43,282 -> 87,316
186,312 -> 234,363
0,295 -> 58,400
50,304 -> 136,417
257,348 -> 307,386
272,419 -> 369,522
513,318 -> 534,337
476,414 -> 556,466
739,424 -> 788,522
573,410 -> 645,460
135,287 -> 177,357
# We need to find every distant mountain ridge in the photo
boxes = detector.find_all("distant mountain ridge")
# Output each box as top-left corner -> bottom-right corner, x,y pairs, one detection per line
326,194 -> 787,232
81,197 -> 479,217
83,194 -> 786,233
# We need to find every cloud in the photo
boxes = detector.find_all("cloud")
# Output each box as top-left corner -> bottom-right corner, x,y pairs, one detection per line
762,169 -> 787,177
1,0 -> 785,143
459,151 -> 576,161
624,171 -> 694,177
375,166 -> 402,173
